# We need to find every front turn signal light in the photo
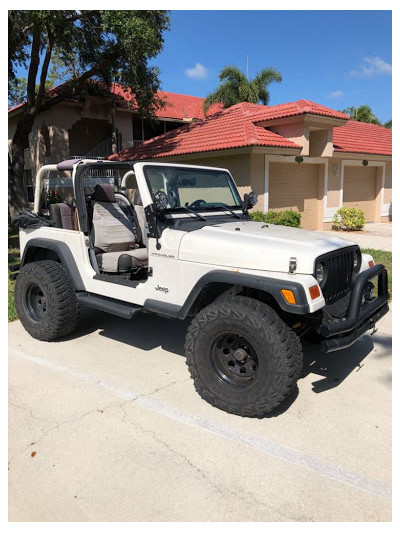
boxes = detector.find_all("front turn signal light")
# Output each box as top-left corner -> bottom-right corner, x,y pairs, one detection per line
309,284 -> 321,300
281,289 -> 296,305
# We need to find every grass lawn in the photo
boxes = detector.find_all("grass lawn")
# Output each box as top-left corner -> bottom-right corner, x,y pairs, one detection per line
6,234 -> 392,322
361,248 -> 392,297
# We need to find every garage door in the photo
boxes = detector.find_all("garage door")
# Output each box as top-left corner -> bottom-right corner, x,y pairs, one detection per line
269,162 -> 319,230
343,166 -> 377,222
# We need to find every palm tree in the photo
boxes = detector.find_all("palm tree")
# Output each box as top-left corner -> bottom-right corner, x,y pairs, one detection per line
342,105 -> 381,125
203,65 -> 282,113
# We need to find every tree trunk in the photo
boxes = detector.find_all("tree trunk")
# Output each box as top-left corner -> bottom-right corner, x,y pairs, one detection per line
8,114 -> 35,219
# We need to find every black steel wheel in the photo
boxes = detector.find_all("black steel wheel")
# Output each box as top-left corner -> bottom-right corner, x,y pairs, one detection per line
15,260 -> 80,341
211,332 -> 259,386
24,283 -> 47,322
185,295 -> 303,417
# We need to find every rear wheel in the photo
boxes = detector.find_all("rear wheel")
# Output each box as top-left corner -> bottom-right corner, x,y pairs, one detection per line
15,260 -> 80,341
185,295 -> 303,417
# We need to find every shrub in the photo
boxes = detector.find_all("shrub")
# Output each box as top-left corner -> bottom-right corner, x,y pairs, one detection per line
46,190 -> 63,205
250,210 -> 301,228
332,207 -> 365,231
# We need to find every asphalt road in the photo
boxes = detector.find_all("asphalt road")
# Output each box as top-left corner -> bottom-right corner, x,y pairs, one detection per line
9,306 -> 392,522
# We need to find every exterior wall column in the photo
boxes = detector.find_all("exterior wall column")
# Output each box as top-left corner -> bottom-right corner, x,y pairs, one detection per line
316,164 -> 325,230
49,126 -> 70,162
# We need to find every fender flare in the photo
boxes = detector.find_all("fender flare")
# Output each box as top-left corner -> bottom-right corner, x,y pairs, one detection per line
21,238 -> 85,291
177,270 -> 310,319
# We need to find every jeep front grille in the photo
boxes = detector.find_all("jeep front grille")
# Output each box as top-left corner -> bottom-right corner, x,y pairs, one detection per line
316,246 -> 358,305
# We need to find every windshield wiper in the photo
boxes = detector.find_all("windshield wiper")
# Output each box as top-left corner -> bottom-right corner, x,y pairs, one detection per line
211,204 -> 241,219
178,206 -> 207,221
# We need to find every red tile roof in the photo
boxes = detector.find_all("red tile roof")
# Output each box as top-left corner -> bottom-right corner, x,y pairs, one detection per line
111,85 -> 222,119
250,99 -> 349,122
111,99 -> 391,160
8,83 -> 222,120
109,103 -> 303,161
333,120 -> 392,156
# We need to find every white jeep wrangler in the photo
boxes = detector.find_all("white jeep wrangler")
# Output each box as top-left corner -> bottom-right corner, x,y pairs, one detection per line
12,160 -> 389,417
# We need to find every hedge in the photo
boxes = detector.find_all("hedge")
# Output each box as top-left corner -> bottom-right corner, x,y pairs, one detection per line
250,210 -> 301,227
332,207 -> 365,231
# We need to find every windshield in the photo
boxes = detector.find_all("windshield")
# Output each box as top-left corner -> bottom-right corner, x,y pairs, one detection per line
143,165 -> 242,211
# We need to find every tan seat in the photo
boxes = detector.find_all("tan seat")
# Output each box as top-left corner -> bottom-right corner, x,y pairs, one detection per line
133,190 -> 148,247
91,184 -> 148,273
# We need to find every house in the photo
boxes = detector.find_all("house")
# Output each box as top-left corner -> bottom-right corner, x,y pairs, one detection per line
8,84 -> 221,202
110,99 -> 392,230
9,84 -> 391,230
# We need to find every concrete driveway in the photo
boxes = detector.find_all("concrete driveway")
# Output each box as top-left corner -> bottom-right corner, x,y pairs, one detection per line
9,307 -> 392,522
319,222 -> 392,251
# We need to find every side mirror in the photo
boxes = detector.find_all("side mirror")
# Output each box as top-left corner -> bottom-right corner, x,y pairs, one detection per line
243,191 -> 258,211
154,190 -> 168,212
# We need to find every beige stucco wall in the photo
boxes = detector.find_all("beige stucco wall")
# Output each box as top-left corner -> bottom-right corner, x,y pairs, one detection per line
115,111 -> 133,150
326,158 -> 342,208
249,153 -> 265,211
269,122 -> 310,156
384,161 -> 392,204
309,129 -> 333,158
9,100 -> 135,177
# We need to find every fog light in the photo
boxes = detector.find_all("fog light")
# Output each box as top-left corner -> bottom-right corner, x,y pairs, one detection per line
281,289 -> 296,305
309,285 -> 321,300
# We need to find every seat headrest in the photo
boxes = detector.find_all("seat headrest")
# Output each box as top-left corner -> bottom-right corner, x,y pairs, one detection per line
133,189 -> 143,206
92,184 -> 116,203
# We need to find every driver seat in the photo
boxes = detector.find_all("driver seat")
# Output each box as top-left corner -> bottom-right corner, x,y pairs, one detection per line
133,190 -> 149,247
91,184 -> 148,273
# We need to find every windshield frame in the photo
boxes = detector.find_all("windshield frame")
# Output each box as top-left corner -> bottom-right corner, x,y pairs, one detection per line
142,163 -> 243,214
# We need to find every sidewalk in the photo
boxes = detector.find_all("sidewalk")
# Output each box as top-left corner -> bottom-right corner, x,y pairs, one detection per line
320,222 -> 392,251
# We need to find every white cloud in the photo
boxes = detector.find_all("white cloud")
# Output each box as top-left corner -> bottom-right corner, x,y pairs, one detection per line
328,90 -> 344,99
185,62 -> 208,80
349,56 -> 392,78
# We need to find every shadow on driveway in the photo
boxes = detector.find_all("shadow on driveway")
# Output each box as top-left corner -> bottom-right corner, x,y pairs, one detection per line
68,307 -> 391,399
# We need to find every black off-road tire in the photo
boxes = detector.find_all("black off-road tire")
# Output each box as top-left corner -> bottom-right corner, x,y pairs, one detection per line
185,295 -> 303,417
15,260 -> 80,341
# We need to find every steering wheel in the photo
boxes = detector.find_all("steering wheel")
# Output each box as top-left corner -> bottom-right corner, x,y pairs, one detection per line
188,199 -> 207,208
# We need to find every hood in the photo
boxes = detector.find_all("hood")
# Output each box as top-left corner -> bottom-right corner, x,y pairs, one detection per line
178,221 -> 357,274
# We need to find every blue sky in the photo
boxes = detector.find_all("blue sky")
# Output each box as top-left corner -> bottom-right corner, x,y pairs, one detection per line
151,10 -> 392,122
14,10 -> 392,122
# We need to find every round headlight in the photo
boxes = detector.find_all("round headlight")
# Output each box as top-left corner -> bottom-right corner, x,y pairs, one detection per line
315,261 -> 326,286
353,248 -> 361,273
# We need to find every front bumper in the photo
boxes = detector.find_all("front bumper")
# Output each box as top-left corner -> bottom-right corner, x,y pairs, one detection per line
319,264 -> 389,353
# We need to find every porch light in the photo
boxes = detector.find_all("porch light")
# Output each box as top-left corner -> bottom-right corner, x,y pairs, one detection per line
362,159 -> 368,166
295,156 -> 304,164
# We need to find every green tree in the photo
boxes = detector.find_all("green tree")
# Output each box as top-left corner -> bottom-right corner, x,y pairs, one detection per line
383,119 -> 392,129
8,10 -> 170,217
8,77 -> 27,109
203,65 -> 282,113
342,105 -> 381,125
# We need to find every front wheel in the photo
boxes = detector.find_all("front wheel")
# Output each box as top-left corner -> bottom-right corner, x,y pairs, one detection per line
185,296 -> 303,417
15,260 -> 80,341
